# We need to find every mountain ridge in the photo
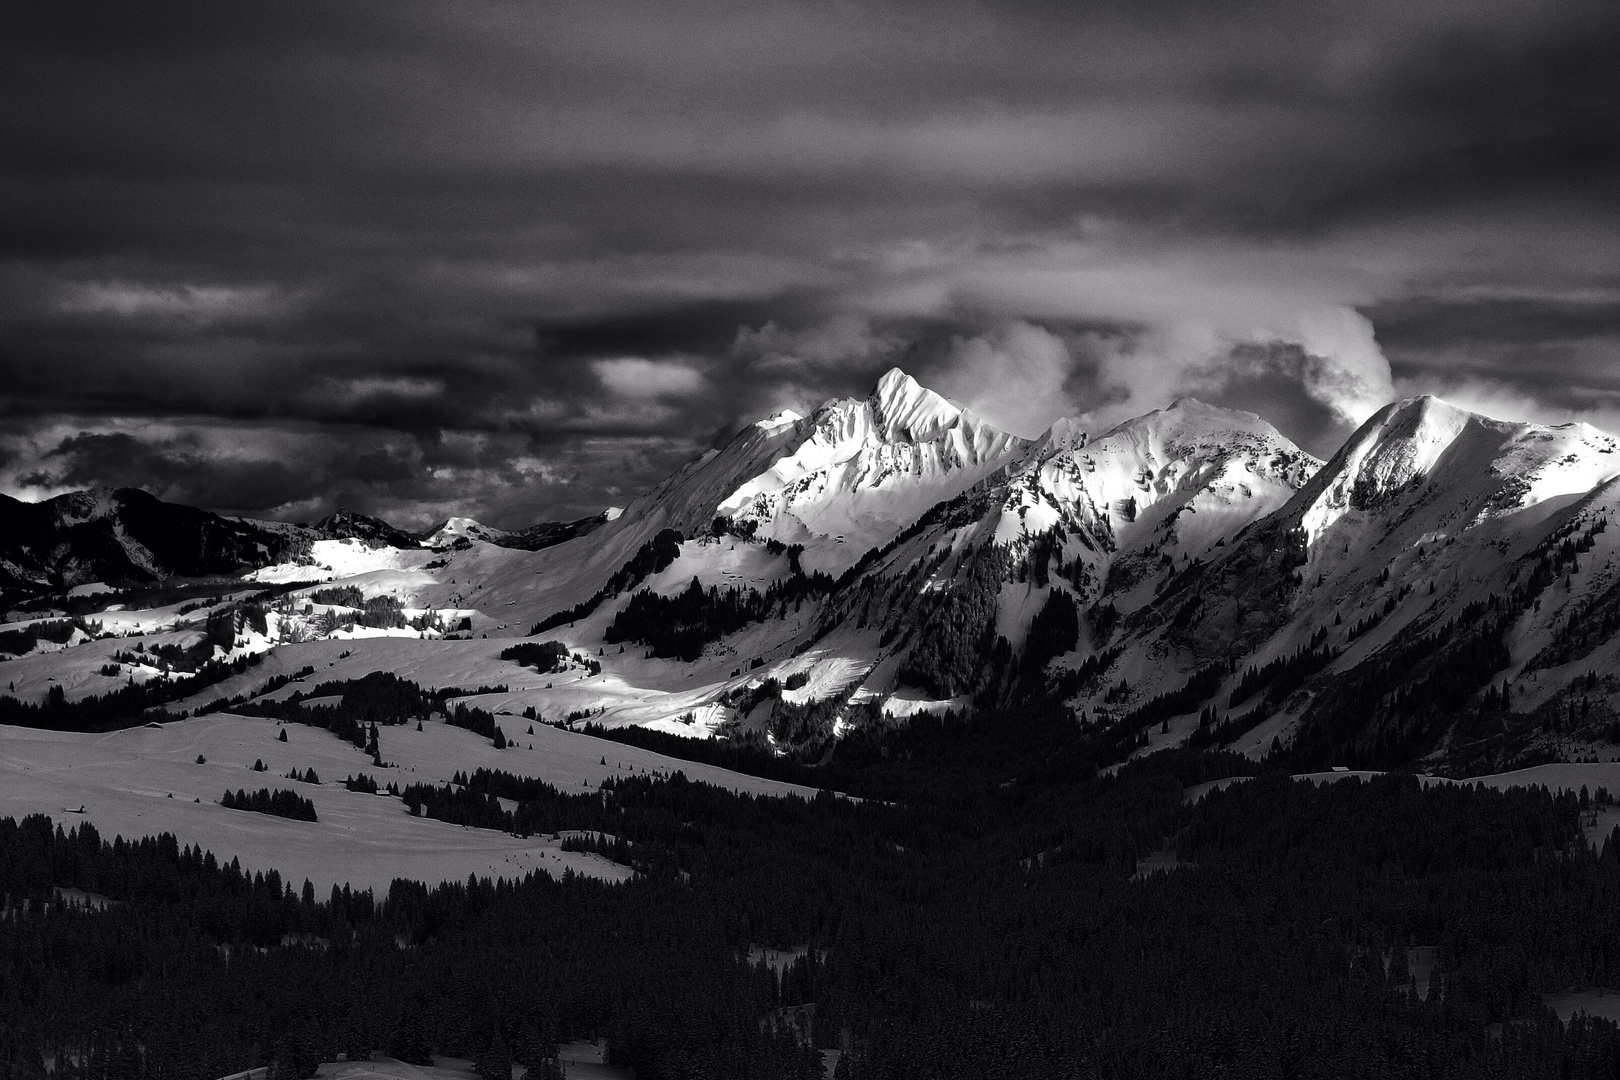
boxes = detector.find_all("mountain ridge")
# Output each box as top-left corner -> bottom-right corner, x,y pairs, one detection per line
8,374 -> 1620,778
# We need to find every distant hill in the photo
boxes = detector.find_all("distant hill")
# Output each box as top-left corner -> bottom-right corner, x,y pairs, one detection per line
0,487 -> 316,593
309,508 -> 423,550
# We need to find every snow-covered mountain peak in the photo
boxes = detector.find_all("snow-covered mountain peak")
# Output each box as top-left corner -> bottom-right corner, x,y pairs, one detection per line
868,367 -> 967,443
427,517 -> 501,546
997,397 -> 1320,590
1294,395 -> 1620,547
1098,396 -> 1292,454
704,369 -> 1029,568
581,369 -> 1027,575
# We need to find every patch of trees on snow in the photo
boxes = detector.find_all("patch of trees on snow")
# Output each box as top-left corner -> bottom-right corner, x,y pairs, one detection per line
220,787 -> 317,822
234,671 -> 513,751
0,651 -> 281,732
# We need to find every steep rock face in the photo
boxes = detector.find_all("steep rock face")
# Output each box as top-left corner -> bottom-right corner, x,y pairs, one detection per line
714,369 -> 1030,570
0,487 -> 315,591
1289,397 -> 1618,549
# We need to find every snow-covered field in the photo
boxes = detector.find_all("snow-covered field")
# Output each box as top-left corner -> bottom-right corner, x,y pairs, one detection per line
0,707 -> 820,894
247,538 -> 438,586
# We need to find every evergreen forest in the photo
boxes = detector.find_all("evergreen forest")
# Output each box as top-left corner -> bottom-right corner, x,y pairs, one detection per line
7,702 -> 1620,1079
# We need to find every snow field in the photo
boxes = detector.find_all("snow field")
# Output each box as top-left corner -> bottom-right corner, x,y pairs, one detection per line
248,538 -> 438,585
0,666 -> 823,897
0,715 -> 633,894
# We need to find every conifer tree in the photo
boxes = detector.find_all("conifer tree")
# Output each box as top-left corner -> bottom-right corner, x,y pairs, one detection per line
475,1029 -> 513,1080
388,1003 -> 434,1066
343,1015 -> 371,1063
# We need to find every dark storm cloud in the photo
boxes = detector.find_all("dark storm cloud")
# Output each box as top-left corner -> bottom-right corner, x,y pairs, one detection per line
1368,293 -> 1620,422
1,0 -> 1618,522
1370,297 -> 1620,353
1200,344 -> 1362,459
44,432 -> 311,512
535,297 -> 826,362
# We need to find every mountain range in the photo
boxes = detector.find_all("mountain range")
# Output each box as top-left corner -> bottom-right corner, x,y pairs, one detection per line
5,367 -> 1619,776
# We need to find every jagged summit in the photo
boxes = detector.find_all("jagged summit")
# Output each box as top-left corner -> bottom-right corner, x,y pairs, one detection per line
709,368 -> 1030,568
1040,416 -> 1089,454
867,367 -> 972,443
1028,398 -> 1284,464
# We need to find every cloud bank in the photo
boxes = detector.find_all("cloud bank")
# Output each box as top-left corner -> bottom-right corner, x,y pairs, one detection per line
0,0 -> 1616,523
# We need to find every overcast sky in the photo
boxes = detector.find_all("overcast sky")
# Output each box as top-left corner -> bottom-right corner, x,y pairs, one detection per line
2,1 -> 1617,528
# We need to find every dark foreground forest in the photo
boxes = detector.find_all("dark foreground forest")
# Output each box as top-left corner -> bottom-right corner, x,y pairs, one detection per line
6,706 -> 1620,1079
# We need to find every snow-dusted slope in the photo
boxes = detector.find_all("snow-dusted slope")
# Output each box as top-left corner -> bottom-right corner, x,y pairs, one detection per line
248,537 -> 437,585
